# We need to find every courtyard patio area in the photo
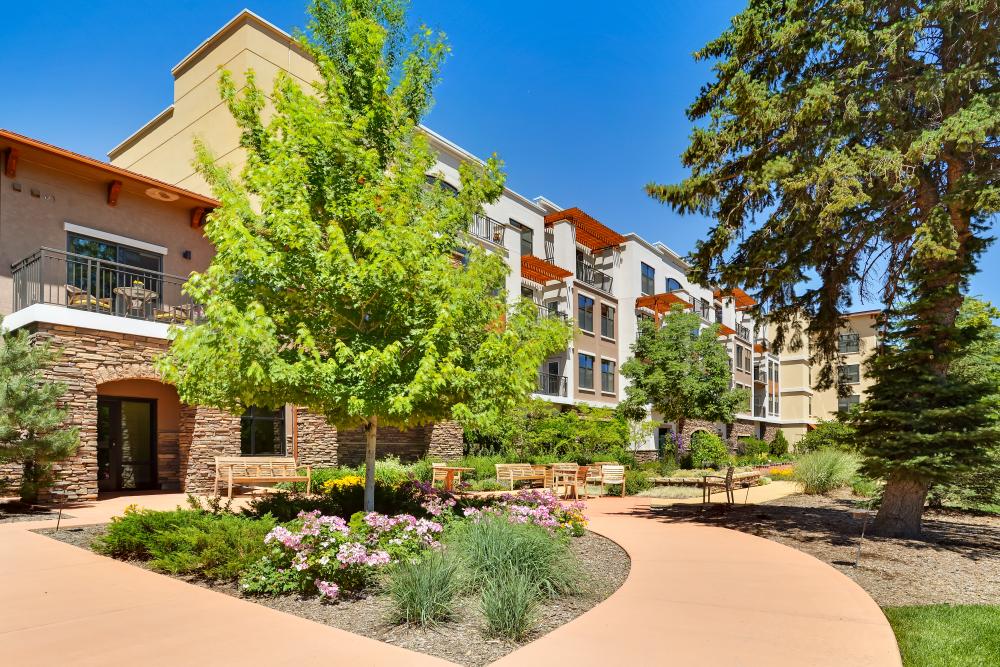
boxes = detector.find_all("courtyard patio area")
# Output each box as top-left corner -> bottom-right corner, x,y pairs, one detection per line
0,488 -> 901,666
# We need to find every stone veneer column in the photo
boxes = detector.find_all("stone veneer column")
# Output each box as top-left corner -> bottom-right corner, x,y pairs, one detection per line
425,421 -> 464,460
728,419 -> 756,450
294,408 -> 339,467
680,418 -> 723,450
178,405 -> 241,493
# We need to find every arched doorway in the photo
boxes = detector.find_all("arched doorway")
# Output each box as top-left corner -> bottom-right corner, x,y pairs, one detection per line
96,377 -> 181,492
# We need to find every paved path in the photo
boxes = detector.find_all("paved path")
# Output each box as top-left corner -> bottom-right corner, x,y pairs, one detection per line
1,488 -> 901,666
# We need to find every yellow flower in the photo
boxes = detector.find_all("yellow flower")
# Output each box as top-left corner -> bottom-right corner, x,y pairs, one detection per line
322,475 -> 364,493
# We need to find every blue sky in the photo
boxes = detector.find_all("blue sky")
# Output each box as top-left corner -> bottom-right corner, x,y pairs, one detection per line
2,1 -> 996,308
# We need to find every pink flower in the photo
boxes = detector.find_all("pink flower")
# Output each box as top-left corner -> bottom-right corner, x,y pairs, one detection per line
315,579 -> 340,599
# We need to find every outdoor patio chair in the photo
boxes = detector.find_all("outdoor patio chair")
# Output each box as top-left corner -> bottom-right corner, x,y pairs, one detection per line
552,463 -> 580,499
431,463 -> 459,488
575,465 -> 590,499
702,466 -> 736,505
66,284 -> 111,311
599,465 -> 627,497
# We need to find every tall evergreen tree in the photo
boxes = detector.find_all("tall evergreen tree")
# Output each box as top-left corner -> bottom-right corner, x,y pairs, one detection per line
0,317 -> 79,503
619,307 -> 746,447
157,0 -> 569,511
651,0 -> 1000,535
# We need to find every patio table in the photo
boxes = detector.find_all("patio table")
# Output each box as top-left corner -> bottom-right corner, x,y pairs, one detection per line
114,285 -> 157,318
437,466 -> 473,492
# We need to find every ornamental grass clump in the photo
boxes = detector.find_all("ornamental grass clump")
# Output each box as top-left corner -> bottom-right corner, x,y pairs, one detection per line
448,515 -> 580,598
480,567 -> 539,641
793,449 -> 861,494
388,551 -> 462,626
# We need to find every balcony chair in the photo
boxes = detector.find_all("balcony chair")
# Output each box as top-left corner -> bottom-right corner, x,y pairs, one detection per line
65,284 -> 111,311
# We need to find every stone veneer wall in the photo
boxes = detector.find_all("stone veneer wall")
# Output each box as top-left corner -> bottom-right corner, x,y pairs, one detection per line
680,418 -> 723,449
295,409 -> 340,468
178,405 -> 241,493
425,421 -> 464,461
729,419 -> 757,449
761,423 -> 780,442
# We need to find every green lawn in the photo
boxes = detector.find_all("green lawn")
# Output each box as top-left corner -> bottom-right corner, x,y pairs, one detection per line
884,605 -> 1000,667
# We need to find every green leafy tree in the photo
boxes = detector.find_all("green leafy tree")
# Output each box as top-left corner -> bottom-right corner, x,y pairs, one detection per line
652,0 -> 999,536
0,317 -> 79,503
619,307 -> 746,447
157,0 -> 569,511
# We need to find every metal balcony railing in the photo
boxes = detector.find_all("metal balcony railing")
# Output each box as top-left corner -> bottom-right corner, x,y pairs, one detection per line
575,261 -> 613,293
537,372 -> 568,397
11,247 -> 200,324
469,214 -> 505,246
736,324 -> 751,341
536,304 -> 569,320
753,366 -> 768,383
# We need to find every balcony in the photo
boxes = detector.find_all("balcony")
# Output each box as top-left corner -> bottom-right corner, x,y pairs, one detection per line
11,248 -> 199,325
537,372 -> 568,397
536,304 -> 569,321
736,323 -> 751,341
753,366 -> 768,384
575,261 -> 613,294
469,213 -> 505,246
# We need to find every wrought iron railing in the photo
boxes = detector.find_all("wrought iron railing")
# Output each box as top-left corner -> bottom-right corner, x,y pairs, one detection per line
754,366 -> 768,383
575,261 -> 613,293
736,323 -> 751,340
469,214 -> 505,245
11,247 -> 200,324
536,304 -> 568,320
537,372 -> 568,397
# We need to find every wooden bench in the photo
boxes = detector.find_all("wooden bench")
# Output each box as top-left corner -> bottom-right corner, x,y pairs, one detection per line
495,463 -> 547,490
702,466 -> 762,505
214,457 -> 311,499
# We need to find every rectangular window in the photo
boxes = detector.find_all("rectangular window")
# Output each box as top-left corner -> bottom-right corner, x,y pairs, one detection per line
699,298 -> 710,319
839,364 -> 861,384
715,304 -> 724,323
240,407 -> 286,456
578,294 -> 594,332
601,359 -> 615,393
839,333 -> 860,354
514,220 -> 533,256
579,353 -> 595,390
640,262 -> 655,296
838,394 -> 861,413
601,304 -> 615,338
735,345 -> 744,370
743,347 -> 752,372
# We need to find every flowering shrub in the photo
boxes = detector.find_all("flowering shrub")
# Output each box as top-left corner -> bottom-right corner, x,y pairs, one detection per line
239,510 -> 442,599
463,490 -> 588,537
322,475 -> 364,493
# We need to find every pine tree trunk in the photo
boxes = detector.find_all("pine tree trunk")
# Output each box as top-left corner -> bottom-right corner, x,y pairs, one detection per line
872,470 -> 929,538
20,459 -> 39,504
363,417 -> 378,513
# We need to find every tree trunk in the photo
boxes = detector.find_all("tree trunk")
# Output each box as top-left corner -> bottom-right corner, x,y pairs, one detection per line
363,417 -> 378,513
20,459 -> 39,504
872,470 -> 929,538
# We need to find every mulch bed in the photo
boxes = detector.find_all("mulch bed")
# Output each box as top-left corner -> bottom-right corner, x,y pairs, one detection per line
37,525 -> 629,667
647,490 -> 1000,607
0,501 -> 73,524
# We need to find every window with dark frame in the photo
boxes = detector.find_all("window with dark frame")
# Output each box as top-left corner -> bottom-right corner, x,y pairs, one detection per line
839,364 -> 861,384
665,277 -> 682,292
579,353 -> 595,390
512,220 -> 533,256
240,407 -> 286,456
601,304 -> 615,338
578,294 -> 594,332
601,359 -> 615,393
838,394 -> 861,413
641,263 -> 655,295
839,333 -> 860,354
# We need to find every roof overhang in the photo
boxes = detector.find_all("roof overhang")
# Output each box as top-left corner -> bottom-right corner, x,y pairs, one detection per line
544,207 -> 627,252
635,292 -> 694,313
713,286 -> 757,310
521,255 -> 572,284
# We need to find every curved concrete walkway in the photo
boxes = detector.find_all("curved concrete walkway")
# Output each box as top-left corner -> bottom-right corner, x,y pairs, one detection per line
0,491 -> 901,666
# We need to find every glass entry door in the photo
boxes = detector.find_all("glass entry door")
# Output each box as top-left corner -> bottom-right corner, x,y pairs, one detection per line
97,398 -> 156,491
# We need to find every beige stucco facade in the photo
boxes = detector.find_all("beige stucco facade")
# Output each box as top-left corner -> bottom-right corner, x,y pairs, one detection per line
774,310 -> 880,444
108,12 -> 317,195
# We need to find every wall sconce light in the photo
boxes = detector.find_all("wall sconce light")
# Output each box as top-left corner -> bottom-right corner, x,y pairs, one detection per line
182,250 -> 192,260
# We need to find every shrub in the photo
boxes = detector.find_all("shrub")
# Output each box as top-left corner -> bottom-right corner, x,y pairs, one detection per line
769,430 -> 790,458
463,489 -> 588,537
795,420 -> 857,453
351,455 -> 412,487
467,478 -> 505,492
636,485 -> 702,499
688,431 -> 730,469
738,437 -> 770,462
850,474 -> 881,499
240,510 -> 443,598
759,476 -> 771,485
447,515 -> 579,597
768,467 -> 795,481
793,449 -> 860,494
408,458 -> 434,483
95,506 -> 275,581
480,568 -> 539,641
388,551 -> 461,626
603,468 -> 653,496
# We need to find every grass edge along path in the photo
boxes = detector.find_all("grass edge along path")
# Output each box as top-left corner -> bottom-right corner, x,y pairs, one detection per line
884,604 -> 1000,667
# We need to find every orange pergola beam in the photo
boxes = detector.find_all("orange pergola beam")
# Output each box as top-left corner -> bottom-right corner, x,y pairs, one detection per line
521,255 -> 572,284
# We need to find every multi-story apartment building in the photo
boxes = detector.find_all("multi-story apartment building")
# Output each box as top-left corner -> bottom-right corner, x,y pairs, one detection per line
774,310 -> 880,444
1,11 -> 791,499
